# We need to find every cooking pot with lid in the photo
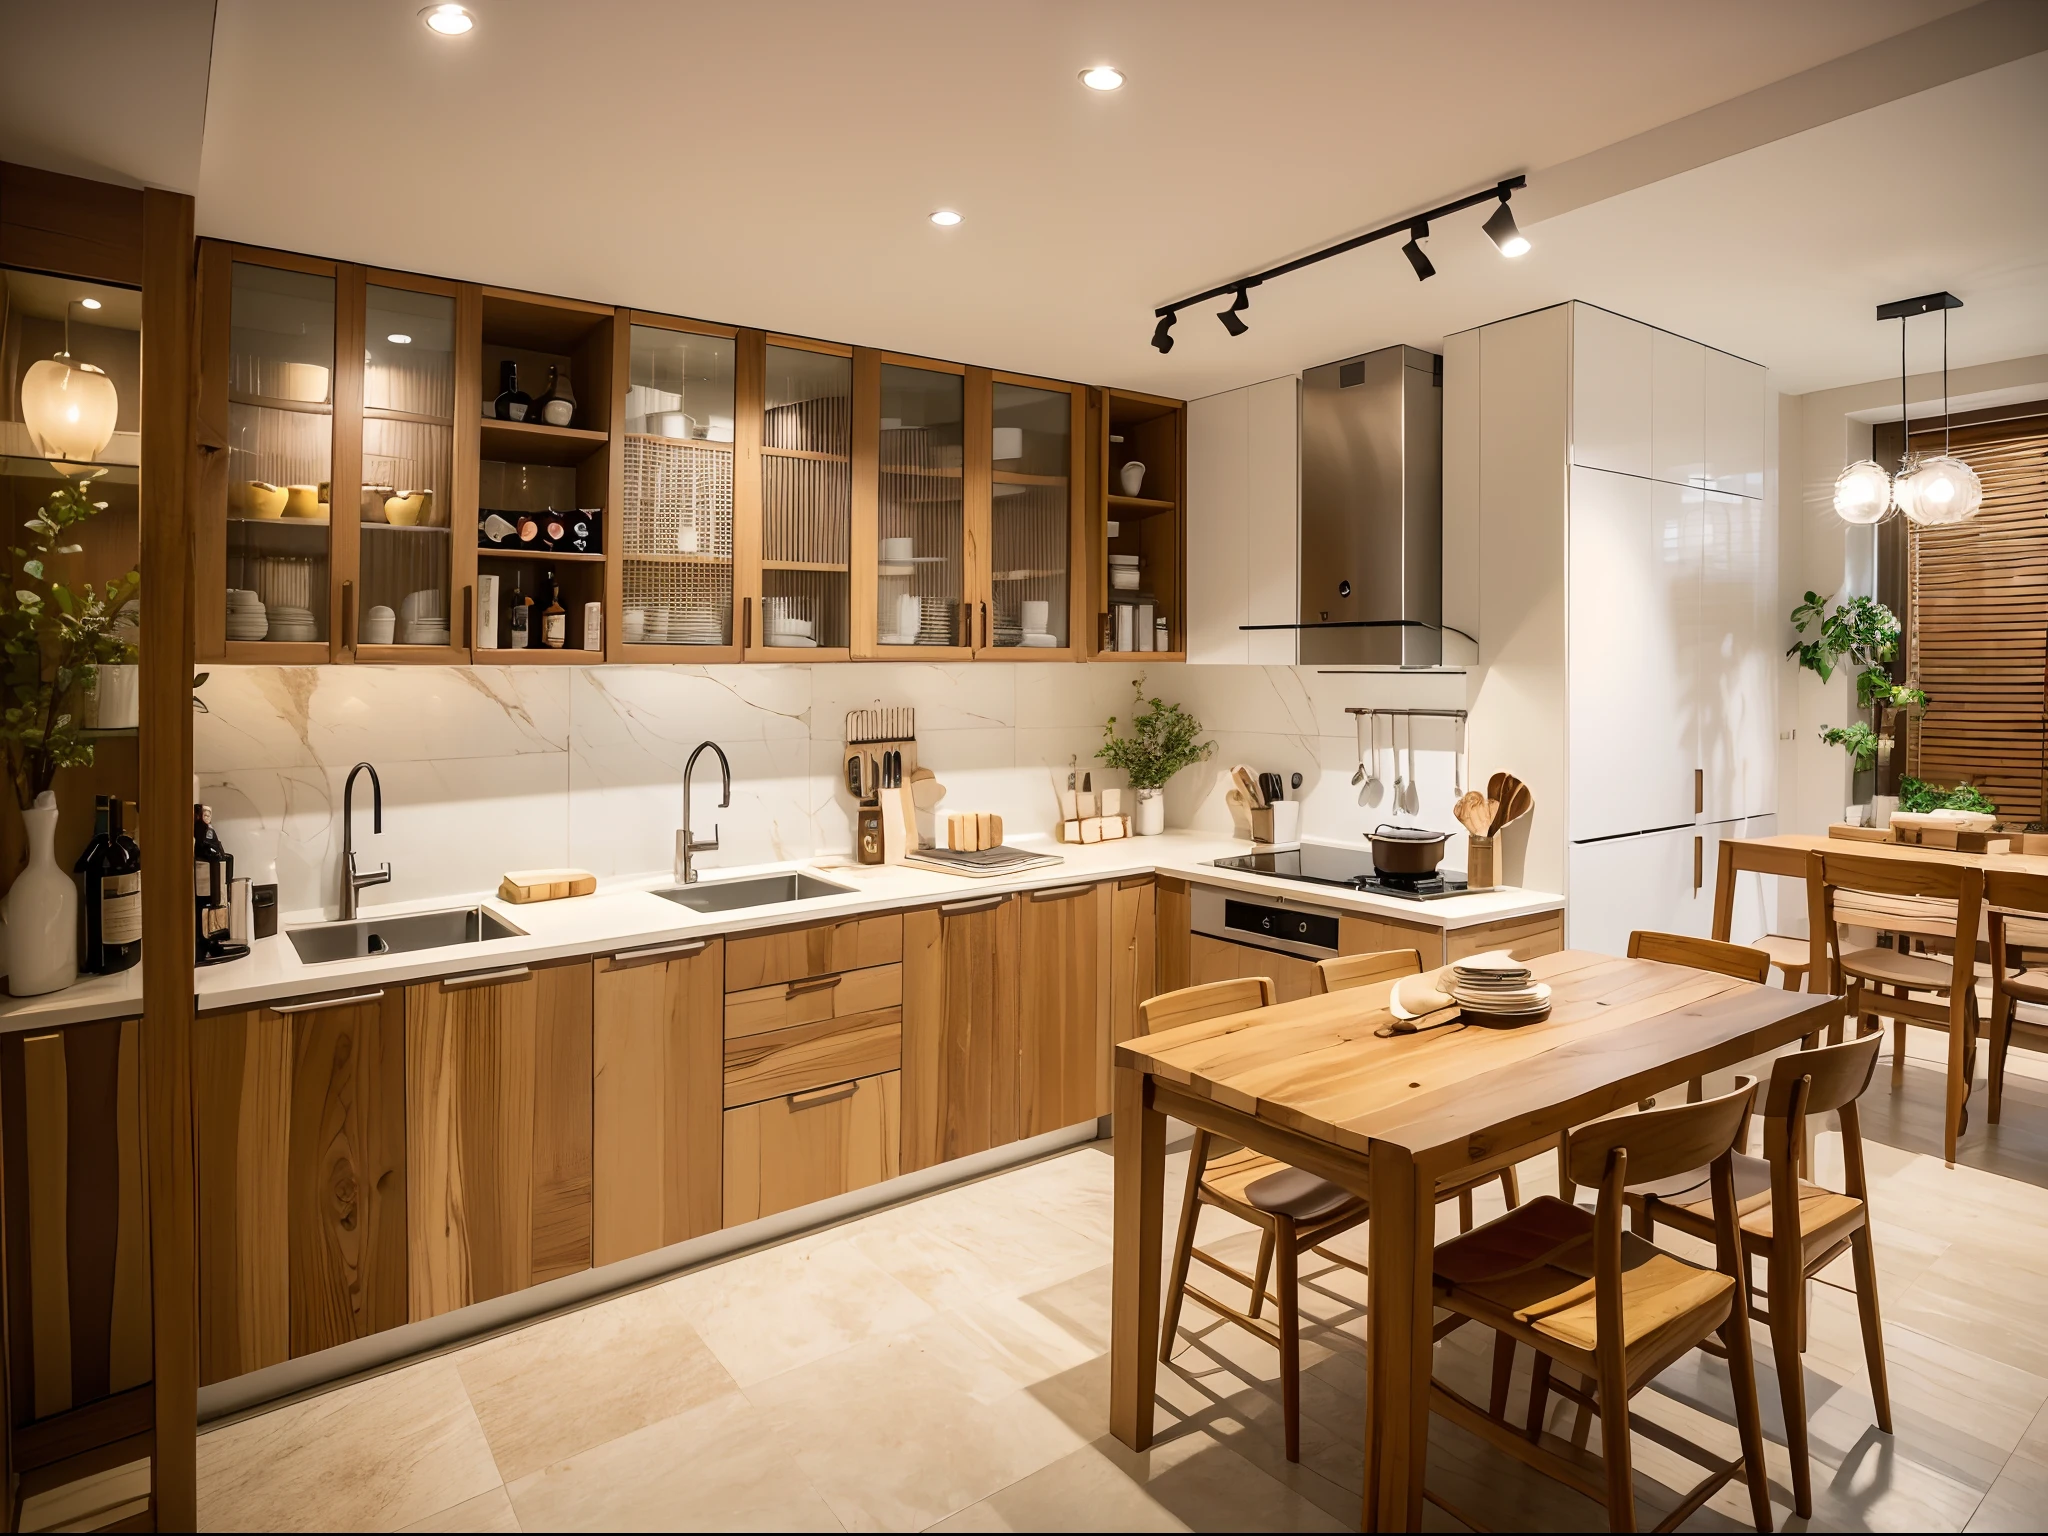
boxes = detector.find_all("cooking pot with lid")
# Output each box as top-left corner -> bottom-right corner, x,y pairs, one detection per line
1367,823 -> 1449,877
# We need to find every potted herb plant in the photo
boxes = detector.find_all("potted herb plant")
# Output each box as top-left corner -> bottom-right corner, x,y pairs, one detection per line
1097,676 -> 1215,836
2,472 -> 137,995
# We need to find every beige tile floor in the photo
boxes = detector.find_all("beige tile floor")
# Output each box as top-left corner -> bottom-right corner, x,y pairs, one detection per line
195,1027 -> 2048,1532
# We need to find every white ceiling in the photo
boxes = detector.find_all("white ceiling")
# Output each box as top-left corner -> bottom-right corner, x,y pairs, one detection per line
5,1 -> 2043,398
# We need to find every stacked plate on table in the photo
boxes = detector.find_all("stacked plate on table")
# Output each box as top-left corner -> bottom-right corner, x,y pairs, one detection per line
1444,951 -> 1551,1022
225,589 -> 267,642
266,605 -> 317,643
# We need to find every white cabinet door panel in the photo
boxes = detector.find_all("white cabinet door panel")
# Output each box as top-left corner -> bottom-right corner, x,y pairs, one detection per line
1699,491 -> 1764,822
1651,480 -> 1703,829
1571,304 -> 1652,478
1568,827 -> 1697,954
1745,504 -> 1778,818
1704,351 -> 1766,499
1245,377 -> 1299,665
1186,388 -> 1249,664
1569,468 -> 1657,840
1652,332 -> 1706,489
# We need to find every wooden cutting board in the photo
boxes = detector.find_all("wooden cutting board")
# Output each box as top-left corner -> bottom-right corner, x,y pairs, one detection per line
498,868 -> 597,903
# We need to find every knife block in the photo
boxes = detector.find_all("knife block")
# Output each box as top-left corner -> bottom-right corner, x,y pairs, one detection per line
1249,803 -> 1299,845
1466,835 -> 1498,891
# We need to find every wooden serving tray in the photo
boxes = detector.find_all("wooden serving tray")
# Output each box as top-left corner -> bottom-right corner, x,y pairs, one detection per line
499,867 -> 597,903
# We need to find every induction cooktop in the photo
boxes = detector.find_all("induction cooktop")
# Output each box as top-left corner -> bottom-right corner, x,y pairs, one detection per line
1210,841 -> 1471,901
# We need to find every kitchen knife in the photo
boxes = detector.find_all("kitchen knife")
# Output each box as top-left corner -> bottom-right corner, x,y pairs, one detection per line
846,754 -> 863,800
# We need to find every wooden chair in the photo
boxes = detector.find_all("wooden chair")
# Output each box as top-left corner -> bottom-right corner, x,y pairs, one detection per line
1627,1033 -> 1889,1520
1148,977 -> 1369,1461
1627,931 -> 1771,986
1315,946 -> 1525,1228
1807,848 -> 1985,1164
1754,934 -> 1816,992
1426,1081 -> 1774,1533
1987,868 -> 2048,1127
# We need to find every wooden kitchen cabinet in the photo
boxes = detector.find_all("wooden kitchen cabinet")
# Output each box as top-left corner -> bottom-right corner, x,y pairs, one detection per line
1107,875 -> 1156,1047
1018,881 -> 1108,1136
901,895 -> 1020,1171
1189,932 -> 1322,1002
723,1072 -> 901,1224
592,939 -> 724,1267
1155,875 -> 1191,997
193,987 -> 406,1385
406,959 -> 593,1321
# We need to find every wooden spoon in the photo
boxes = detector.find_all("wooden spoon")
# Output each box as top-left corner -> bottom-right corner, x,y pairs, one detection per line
1500,780 -> 1533,828
1487,773 -> 1520,835
1454,791 -> 1492,839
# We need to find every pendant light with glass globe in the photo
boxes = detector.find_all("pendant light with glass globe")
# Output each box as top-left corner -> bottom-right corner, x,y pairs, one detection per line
20,298 -> 119,465
1831,291 -> 1982,528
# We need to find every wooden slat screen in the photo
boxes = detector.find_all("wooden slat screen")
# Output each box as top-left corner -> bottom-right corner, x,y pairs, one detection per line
1906,414 -> 2048,825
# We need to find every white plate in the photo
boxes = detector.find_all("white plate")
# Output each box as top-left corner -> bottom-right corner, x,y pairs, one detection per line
767,635 -> 819,648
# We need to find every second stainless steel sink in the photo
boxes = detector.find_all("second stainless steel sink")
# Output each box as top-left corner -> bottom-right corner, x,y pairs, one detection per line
652,871 -> 855,913
288,905 -> 526,965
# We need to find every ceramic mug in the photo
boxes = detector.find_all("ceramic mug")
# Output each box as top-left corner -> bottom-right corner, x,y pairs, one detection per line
1020,599 -> 1049,634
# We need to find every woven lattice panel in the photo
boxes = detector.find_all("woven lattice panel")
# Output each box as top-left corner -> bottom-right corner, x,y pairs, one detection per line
622,435 -> 734,558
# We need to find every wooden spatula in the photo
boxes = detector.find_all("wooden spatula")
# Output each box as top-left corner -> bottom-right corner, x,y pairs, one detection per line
1454,791 -> 1492,839
1500,779 -> 1533,828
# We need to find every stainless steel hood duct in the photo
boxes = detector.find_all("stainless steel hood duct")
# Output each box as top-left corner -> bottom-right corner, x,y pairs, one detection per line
1295,345 -> 1443,666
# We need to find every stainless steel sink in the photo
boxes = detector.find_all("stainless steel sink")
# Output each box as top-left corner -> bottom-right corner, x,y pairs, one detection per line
288,905 -> 526,964
652,871 -> 856,913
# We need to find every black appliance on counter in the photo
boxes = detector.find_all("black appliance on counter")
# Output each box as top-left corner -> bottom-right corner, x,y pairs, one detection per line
1210,842 -> 1469,902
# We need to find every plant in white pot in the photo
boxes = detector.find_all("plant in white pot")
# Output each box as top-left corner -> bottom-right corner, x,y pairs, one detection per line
1096,676 -> 1214,836
2,472 -> 137,995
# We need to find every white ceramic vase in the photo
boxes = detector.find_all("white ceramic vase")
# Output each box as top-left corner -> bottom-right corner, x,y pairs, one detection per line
1134,786 -> 1165,836
1119,461 -> 1147,497
6,793 -> 77,997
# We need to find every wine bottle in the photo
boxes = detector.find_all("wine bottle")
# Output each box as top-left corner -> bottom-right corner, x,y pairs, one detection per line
494,360 -> 530,423
508,577 -> 530,649
542,574 -> 566,649
97,797 -> 142,973
74,796 -> 111,969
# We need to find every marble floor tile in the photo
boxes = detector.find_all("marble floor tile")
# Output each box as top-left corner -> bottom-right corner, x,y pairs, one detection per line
198,1358 -> 501,1533
506,1390 -> 841,1532
453,1283 -> 740,1482
396,1486 -> 522,1533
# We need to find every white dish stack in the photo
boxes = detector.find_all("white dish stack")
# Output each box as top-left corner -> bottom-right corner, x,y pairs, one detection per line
1018,597 -> 1055,648
1444,952 -> 1552,1021
881,593 -> 920,646
764,596 -> 818,648
225,588 -> 268,642
1109,553 -> 1141,592
399,588 -> 450,647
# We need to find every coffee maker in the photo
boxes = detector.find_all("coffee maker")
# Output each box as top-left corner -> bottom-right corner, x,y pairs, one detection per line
194,803 -> 250,966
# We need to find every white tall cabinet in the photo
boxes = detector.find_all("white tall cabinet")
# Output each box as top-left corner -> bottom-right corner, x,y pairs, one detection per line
1185,376 -> 1299,664
1449,302 -> 1773,954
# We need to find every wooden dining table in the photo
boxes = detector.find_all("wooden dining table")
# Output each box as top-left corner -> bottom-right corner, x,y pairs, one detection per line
1109,948 -> 1842,1531
1710,830 -> 2048,944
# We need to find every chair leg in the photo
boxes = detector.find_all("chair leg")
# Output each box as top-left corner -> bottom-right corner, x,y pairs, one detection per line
1781,967 -> 1801,992
1275,1216 -> 1301,1463
1159,1131 -> 1211,1362
1525,1352 -> 1553,1441
1945,1002 -> 1968,1167
1596,1353 -> 1636,1531
1557,1143 -> 1576,1208
1721,1278 -> 1777,1534
1891,1015 -> 1907,1089
1498,1165 -> 1521,1211
1686,1074 -> 1704,1103
1990,994 -> 2014,1126
1246,1225 -> 1276,1320
1457,1188 -> 1475,1233
1489,1332 -> 1516,1420
1848,1225 -> 1893,1434
1769,1254 -> 1813,1520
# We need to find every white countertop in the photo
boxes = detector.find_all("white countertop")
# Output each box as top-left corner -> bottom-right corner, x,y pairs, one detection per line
0,833 -> 1561,1030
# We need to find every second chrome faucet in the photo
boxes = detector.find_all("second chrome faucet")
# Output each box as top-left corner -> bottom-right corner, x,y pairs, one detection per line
341,760 -> 392,918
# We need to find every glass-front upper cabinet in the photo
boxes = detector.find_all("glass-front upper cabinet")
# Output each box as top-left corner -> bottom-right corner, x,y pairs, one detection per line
987,374 -> 1081,656
869,356 -> 968,654
618,317 -> 737,658
356,277 -> 465,657
216,254 -> 338,659
751,339 -> 852,656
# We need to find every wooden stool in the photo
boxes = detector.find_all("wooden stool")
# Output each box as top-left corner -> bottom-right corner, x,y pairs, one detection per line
1629,1032 -> 1890,1520
1426,1083 -> 1774,1533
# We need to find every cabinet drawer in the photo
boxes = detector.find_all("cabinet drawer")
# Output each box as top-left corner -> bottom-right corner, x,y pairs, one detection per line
723,1013 -> 902,1108
724,912 -> 903,990
725,961 -> 902,1041
723,1070 -> 901,1226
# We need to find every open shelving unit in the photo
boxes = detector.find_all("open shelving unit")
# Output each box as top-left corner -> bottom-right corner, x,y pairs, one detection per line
1092,388 -> 1186,660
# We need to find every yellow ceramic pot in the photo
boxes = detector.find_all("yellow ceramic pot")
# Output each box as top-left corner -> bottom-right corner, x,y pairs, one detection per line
284,484 -> 324,519
384,490 -> 431,527
236,480 -> 287,519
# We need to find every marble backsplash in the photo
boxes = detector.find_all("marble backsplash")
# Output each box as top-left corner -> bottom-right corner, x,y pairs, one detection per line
195,662 -> 1473,918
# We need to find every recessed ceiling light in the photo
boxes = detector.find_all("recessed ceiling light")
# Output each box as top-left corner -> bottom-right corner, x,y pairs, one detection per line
1080,65 -> 1125,91
78,297 -> 103,310
387,333 -> 413,345
419,4 -> 474,36
930,209 -> 962,227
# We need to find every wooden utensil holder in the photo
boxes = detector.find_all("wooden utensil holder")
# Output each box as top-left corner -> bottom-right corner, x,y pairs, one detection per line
1466,836 -> 1498,891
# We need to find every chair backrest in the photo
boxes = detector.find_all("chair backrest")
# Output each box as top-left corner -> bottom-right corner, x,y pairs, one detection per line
1627,930 -> 1770,984
1763,1031 -> 1881,1120
1806,848 -> 1984,1001
1986,867 -> 2048,927
1564,1078 -> 1757,1190
1138,976 -> 1275,1035
1313,948 -> 1421,994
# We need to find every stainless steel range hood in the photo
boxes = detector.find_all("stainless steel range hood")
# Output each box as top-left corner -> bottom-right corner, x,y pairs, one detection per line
1295,344 -> 1443,666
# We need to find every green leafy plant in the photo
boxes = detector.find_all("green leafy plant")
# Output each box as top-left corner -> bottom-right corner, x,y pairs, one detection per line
1787,591 -> 1900,684
1869,679 -> 1928,713
1096,676 -> 1215,790
1,472 -> 137,810
1898,776 -> 1997,816
1817,722 -> 1880,770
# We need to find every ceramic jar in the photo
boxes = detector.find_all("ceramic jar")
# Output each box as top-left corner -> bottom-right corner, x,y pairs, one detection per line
6,792 -> 77,996
1134,786 -> 1165,836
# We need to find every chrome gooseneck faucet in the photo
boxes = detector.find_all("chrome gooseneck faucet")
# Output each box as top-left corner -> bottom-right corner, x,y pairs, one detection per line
676,740 -> 731,885
341,760 -> 392,918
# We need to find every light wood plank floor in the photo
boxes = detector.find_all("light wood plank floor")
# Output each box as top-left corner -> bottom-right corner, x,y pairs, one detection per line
184,1027 -> 2048,1533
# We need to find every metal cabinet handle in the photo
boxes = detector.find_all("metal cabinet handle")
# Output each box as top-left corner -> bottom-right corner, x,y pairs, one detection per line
940,895 -> 1006,916
785,973 -> 842,998
270,989 -> 385,1015
442,965 -> 532,990
609,938 -> 707,968
1029,882 -> 1093,902
788,1080 -> 859,1109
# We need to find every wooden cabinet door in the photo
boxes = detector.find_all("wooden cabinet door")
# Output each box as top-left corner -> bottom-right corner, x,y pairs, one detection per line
723,1072 -> 901,1225
901,896 -> 1019,1172
406,960 -> 592,1321
288,991 -> 407,1358
1189,933 -> 1322,1002
592,940 -> 723,1267
1155,876 -> 1191,996
1018,882 -> 1106,1136
1107,875 -> 1156,1043
194,1007 -> 289,1386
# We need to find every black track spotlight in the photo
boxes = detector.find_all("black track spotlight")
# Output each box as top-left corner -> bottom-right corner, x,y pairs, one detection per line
1217,286 -> 1251,337
1150,312 -> 1176,353
1482,194 -> 1529,257
1401,223 -> 1435,282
